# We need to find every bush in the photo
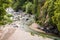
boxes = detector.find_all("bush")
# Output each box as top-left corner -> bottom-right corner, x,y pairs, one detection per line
52,0 -> 60,31
0,0 -> 12,25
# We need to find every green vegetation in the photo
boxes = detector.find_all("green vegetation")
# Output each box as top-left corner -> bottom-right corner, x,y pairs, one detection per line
0,0 -> 12,25
11,0 -> 60,32
0,0 -> 60,35
52,0 -> 60,31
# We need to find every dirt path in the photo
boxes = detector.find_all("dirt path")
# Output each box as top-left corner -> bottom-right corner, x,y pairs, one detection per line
7,28 -> 53,40
0,27 -> 16,40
